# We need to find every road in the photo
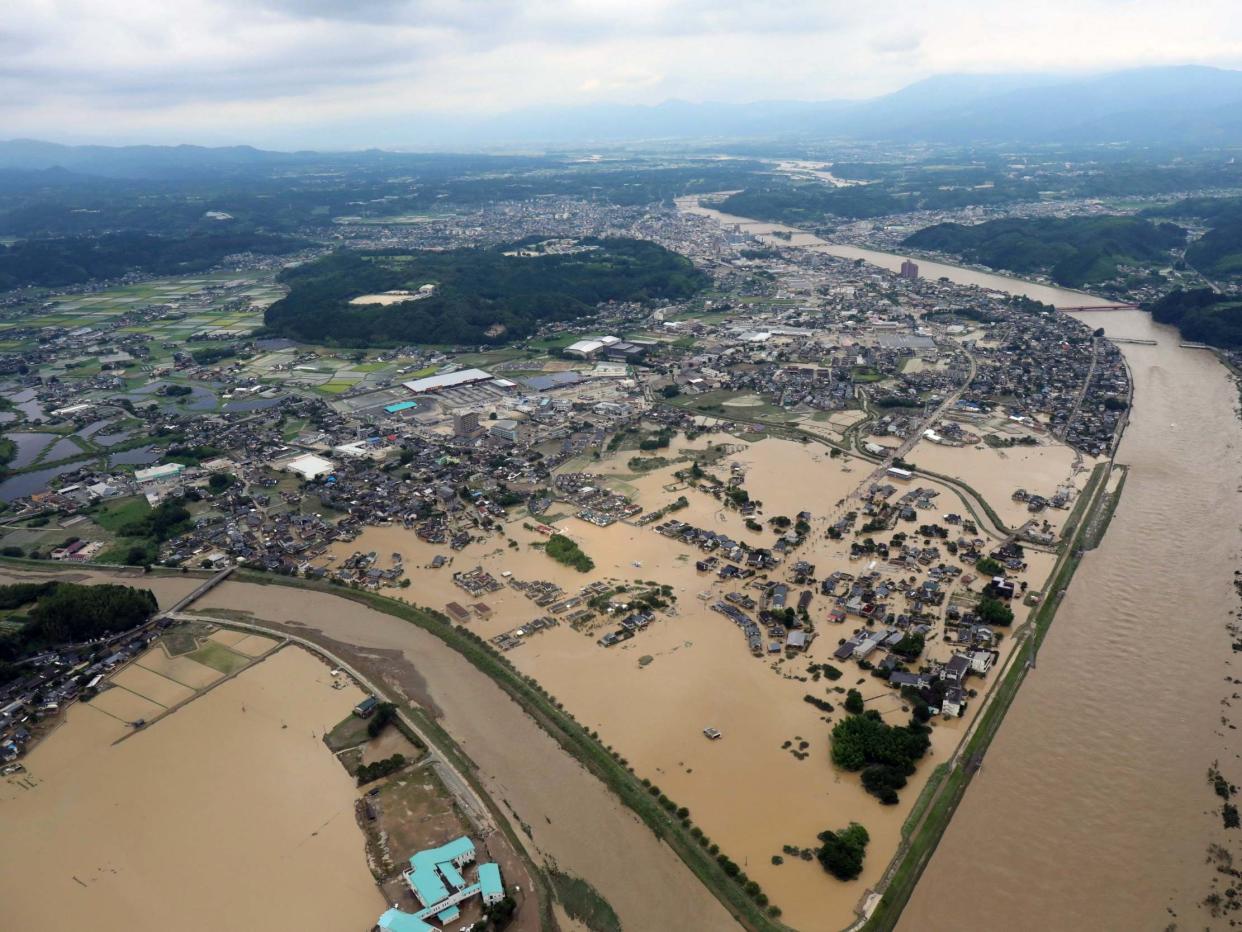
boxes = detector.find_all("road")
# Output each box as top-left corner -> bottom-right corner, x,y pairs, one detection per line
163,609 -> 497,835
1056,335 -> 1098,442
846,346 -> 978,504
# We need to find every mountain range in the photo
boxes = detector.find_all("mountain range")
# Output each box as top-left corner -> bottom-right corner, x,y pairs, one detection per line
2,65 -> 1241,174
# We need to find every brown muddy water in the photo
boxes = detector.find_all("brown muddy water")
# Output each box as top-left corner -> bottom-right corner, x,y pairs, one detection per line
192,577 -> 742,932
308,434 -> 1059,928
903,311 -> 1242,930
0,644 -> 384,932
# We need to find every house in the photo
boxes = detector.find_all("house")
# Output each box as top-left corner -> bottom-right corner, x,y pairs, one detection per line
943,653 -> 972,684
966,649 -> 996,674
889,671 -> 928,689
941,686 -> 966,716
353,696 -> 379,718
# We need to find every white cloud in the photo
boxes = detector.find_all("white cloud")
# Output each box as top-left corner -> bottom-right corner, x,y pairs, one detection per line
1,0 -> 1241,144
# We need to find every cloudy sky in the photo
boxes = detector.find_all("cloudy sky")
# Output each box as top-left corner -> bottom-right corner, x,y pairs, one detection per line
4,0 -> 1242,147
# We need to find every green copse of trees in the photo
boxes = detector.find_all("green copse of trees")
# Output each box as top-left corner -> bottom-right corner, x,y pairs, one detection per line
264,237 -> 705,346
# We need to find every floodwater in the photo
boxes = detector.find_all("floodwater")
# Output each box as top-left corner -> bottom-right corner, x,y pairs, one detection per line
0,461 -> 86,501
306,434 -> 1057,928
2,565 -> 739,931
6,431 -> 57,468
193,577 -> 744,932
106,446 -> 162,467
679,198 -> 1116,309
0,644 -> 385,932
903,311 -> 1242,930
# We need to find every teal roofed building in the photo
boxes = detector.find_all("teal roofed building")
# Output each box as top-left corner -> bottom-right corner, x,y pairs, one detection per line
376,907 -> 433,932
376,836 -> 503,932
406,836 -> 475,907
478,862 -> 504,905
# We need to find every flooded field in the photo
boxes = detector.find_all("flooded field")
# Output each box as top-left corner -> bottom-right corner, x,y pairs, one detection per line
310,432 -> 1062,927
909,433 -> 1094,533
903,311 -> 1242,930
0,644 -> 384,932
192,577 -> 742,932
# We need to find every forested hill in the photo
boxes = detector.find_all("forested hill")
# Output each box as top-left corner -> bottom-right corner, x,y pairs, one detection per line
0,232 -> 307,290
1147,288 -> 1242,350
902,216 -> 1186,288
263,237 -> 706,346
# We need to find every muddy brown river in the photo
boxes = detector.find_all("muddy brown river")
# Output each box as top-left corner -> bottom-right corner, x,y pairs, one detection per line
903,310 -> 1242,930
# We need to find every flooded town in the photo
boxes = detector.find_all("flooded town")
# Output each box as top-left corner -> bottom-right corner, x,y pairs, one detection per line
3,36 -> 1242,932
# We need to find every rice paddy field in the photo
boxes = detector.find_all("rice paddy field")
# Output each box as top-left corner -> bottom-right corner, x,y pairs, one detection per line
0,271 -> 284,353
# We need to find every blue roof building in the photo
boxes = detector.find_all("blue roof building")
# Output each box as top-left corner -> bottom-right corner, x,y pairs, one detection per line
406,836 -> 475,907
377,908 -> 433,932
377,836 -> 503,932
478,862 -> 504,905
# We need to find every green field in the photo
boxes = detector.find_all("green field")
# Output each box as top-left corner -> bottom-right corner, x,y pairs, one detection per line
186,640 -> 250,675
89,496 -> 152,532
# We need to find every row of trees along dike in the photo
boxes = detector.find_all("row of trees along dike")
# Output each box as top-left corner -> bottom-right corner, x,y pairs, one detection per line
232,573 -> 791,930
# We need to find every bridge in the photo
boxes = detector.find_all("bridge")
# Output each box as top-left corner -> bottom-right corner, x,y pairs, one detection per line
1059,304 -> 1139,311
160,566 -> 235,616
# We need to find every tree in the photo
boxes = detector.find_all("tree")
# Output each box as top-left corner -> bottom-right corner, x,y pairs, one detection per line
661,384 -> 681,398
889,632 -> 924,660
976,595 -> 1014,626
207,472 -> 235,494
975,557 -> 1004,576
817,823 -> 870,880
844,688 -> 864,715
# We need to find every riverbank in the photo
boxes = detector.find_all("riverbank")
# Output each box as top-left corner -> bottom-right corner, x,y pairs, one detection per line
902,310 -> 1242,930
677,197 -> 1129,310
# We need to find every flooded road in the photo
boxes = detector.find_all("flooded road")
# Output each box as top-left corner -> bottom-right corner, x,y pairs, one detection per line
903,311 -> 1242,930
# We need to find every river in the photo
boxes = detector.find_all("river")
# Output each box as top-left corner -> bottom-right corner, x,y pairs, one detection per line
683,194 -> 1242,927
678,198 -> 1119,309
897,310 -> 1242,929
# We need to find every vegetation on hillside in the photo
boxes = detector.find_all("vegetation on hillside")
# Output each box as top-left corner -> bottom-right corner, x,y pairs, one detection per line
0,581 -> 158,682
263,237 -> 705,346
0,232 -> 305,290
902,216 -> 1186,287
1147,287 -> 1242,349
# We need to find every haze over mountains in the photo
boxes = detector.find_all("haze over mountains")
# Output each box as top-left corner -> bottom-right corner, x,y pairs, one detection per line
2,65 -> 1241,175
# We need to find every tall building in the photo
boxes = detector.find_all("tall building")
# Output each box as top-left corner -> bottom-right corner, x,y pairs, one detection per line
453,411 -> 480,436
900,259 -> 919,280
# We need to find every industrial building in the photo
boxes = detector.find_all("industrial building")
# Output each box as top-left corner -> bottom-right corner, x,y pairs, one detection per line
403,368 -> 496,394
282,453 -> 335,480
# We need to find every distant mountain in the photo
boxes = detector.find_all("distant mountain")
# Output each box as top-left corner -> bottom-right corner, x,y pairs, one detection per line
0,139 -> 300,178
412,66 -> 1242,146
5,65 -> 1242,162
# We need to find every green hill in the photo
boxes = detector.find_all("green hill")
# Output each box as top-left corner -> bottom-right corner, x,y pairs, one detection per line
263,237 -> 704,346
1147,288 -> 1242,349
903,216 -> 1186,287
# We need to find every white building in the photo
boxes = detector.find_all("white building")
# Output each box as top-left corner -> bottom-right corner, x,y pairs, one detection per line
283,453 -> 335,480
